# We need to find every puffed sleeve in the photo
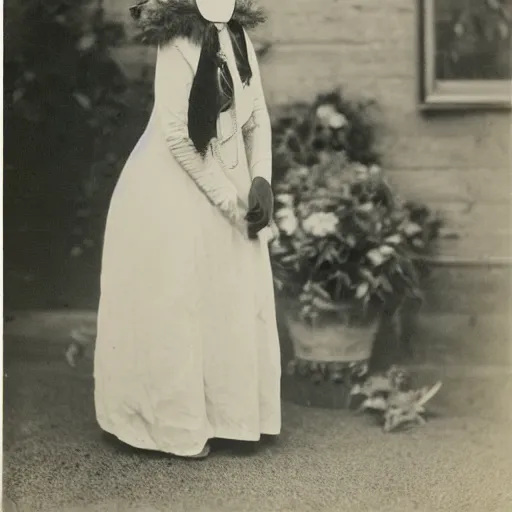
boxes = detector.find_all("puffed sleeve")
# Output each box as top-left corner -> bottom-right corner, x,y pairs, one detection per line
154,43 -> 241,216
242,33 -> 273,184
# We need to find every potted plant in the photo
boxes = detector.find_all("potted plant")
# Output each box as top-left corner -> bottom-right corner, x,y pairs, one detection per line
269,90 -> 442,406
271,152 -> 427,391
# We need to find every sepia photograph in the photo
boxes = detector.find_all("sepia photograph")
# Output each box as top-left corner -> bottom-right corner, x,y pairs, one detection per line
2,0 -> 512,511
420,0 -> 512,107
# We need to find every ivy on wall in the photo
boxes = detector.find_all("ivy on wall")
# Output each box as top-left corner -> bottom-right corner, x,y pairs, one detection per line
4,0 -> 127,171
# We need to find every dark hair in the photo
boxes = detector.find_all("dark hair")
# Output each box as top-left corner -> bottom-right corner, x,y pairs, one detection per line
187,21 -> 252,156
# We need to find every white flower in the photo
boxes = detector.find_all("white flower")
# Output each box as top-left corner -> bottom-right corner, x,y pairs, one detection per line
294,166 -> 310,178
280,217 -> 299,236
366,249 -> 385,266
385,234 -> 402,245
275,193 -> 294,207
302,212 -> 339,237
275,207 -> 299,236
329,112 -> 348,130
275,207 -> 295,220
369,164 -> 382,177
316,104 -> 338,123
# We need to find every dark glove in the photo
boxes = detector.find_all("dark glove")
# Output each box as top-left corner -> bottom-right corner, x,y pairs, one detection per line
245,177 -> 274,239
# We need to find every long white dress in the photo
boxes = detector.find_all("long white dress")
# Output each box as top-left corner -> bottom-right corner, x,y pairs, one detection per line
94,27 -> 281,457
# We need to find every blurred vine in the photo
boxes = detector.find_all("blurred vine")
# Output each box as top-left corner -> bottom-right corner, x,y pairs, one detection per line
4,0 -> 127,151
4,0 -> 145,255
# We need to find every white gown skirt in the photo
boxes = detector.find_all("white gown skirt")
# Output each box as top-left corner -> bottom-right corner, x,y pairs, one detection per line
93,112 -> 281,457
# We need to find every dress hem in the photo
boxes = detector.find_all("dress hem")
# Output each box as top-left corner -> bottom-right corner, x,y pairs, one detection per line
98,420 -> 281,457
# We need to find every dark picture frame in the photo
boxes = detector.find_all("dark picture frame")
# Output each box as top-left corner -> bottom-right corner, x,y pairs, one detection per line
419,0 -> 512,110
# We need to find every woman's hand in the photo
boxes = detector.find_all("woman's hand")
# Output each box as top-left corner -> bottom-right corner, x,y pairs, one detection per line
219,194 -> 249,237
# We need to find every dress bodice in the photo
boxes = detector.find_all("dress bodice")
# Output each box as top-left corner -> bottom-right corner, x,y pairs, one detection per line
215,24 -> 253,142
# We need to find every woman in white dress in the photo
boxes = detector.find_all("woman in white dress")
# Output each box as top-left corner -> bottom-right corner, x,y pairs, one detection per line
94,0 -> 281,459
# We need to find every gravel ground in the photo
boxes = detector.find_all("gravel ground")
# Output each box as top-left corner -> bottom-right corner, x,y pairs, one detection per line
3,334 -> 512,512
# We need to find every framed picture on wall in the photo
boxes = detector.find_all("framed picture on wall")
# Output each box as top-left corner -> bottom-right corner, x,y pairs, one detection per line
419,0 -> 512,109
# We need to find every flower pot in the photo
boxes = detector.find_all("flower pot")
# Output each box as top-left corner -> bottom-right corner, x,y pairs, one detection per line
286,309 -> 378,363
278,298 -> 379,409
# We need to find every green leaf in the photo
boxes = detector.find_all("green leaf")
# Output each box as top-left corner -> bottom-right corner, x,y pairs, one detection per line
281,254 -> 299,264
332,271 -> 351,298
374,288 -> 386,301
73,92 -> 92,110
411,238 -> 426,249
354,216 -> 372,234
311,283 -> 331,300
320,244 -> 341,264
12,89 -> 24,103
300,304 -> 312,319
299,292 -> 312,303
355,282 -> 370,299
359,268 -> 378,287
312,296 -> 339,312
301,245 -> 317,258
332,270 -> 351,286
357,375 -> 392,396
345,234 -> 357,248
269,243 -> 288,256
378,276 -> 393,293
361,397 -> 388,411
273,277 -> 284,291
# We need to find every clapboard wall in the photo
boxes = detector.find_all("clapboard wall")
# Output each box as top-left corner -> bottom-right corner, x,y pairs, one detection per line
105,0 -> 512,312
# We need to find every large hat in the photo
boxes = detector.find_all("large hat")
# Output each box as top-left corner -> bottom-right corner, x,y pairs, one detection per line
196,0 -> 236,23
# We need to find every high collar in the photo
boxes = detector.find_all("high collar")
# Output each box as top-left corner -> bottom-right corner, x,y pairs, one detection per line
134,0 -> 267,46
